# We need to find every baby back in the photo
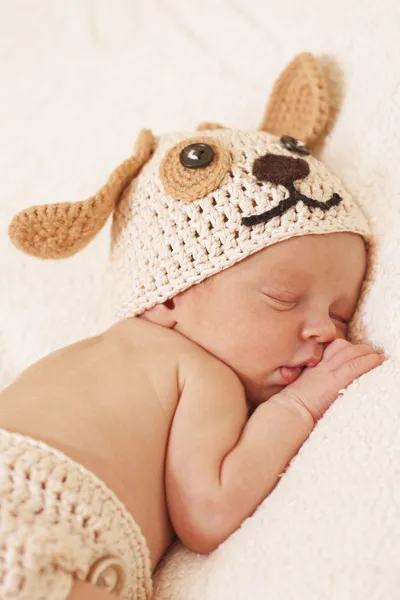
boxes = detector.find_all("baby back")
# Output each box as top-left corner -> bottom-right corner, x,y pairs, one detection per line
0,318 -> 184,568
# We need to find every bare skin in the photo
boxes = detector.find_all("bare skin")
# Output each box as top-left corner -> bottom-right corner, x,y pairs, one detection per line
0,233 -> 385,597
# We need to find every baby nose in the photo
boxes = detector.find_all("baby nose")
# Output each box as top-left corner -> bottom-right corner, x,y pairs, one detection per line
302,317 -> 337,346
252,154 -> 310,186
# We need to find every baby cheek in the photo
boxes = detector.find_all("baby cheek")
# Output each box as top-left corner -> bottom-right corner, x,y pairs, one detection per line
261,312 -> 294,344
243,332 -> 281,372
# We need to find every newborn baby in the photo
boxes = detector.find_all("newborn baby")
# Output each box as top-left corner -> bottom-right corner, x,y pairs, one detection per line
1,52 -> 385,600
0,231 -> 383,600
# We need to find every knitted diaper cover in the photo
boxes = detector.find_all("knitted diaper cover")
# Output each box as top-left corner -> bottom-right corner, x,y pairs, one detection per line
0,429 -> 152,600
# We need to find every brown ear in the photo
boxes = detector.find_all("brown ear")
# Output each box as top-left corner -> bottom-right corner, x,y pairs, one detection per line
259,53 -> 330,148
8,129 -> 155,259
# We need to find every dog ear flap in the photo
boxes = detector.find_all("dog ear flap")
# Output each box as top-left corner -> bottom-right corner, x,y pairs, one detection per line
259,53 -> 330,148
8,129 -> 155,259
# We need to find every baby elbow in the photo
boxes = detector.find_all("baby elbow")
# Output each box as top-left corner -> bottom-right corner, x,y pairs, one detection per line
168,486 -> 237,554
187,538 -> 220,555
174,506 -> 231,554
180,524 -> 226,555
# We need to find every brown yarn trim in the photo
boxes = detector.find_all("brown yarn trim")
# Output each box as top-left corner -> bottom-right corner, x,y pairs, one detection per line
8,129 -> 155,259
134,128 -> 155,164
159,136 -> 232,202
259,53 -> 330,147
196,122 -> 226,131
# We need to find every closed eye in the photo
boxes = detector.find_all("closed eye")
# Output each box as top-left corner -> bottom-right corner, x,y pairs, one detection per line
264,294 -> 297,310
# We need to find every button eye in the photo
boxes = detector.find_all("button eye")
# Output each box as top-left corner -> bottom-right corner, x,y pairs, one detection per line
160,136 -> 232,202
280,135 -> 311,156
179,143 -> 215,169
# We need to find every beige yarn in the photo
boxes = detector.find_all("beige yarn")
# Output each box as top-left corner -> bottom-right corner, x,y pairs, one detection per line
0,429 -> 152,600
110,128 -> 371,319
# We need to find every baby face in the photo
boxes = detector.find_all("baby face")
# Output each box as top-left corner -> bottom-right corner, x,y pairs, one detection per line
170,232 -> 367,406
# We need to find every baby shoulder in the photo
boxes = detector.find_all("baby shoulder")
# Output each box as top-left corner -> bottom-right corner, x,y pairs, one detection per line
177,341 -> 245,401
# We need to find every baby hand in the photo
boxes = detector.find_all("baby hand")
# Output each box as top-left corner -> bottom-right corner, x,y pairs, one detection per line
280,339 -> 386,422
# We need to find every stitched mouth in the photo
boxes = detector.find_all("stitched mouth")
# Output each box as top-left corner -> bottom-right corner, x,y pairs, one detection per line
241,182 -> 343,227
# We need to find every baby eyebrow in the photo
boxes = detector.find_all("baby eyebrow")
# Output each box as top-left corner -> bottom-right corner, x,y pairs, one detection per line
262,286 -> 297,298
260,283 -> 304,301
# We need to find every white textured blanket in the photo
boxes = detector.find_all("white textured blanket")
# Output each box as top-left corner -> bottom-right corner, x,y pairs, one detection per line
1,2 -> 400,598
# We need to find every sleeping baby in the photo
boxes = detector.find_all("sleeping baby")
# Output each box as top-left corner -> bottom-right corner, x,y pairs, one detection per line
0,54 -> 385,600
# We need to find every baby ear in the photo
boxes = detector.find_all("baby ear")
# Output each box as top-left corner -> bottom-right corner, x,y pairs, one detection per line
259,53 -> 330,149
8,129 -> 155,259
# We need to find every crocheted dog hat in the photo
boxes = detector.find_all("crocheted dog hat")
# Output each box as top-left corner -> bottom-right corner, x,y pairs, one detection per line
9,53 -> 371,319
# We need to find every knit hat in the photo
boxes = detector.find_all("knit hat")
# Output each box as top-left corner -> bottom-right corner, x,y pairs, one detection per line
8,53 -> 371,319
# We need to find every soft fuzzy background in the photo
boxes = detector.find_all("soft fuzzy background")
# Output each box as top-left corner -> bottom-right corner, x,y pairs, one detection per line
1,0 -> 399,383
1,1 -> 400,598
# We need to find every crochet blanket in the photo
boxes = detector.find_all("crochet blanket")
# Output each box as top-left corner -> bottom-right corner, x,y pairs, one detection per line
1,2 -> 399,598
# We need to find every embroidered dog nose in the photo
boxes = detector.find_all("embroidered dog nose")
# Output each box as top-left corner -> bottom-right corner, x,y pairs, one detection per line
252,154 -> 310,186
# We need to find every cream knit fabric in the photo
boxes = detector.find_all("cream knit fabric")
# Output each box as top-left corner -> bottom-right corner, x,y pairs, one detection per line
110,129 -> 371,319
0,429 -> 152,600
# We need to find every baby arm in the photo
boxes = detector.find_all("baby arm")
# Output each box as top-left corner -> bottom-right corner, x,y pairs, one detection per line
68,580 -> 116,600
166,339 -> 385,554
